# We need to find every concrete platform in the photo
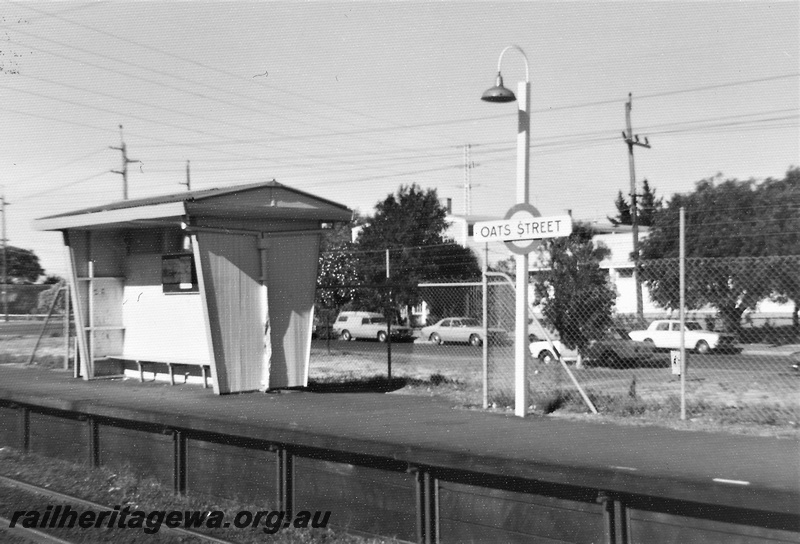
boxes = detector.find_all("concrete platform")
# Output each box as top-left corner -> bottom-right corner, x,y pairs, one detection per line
0,365 -> 798,543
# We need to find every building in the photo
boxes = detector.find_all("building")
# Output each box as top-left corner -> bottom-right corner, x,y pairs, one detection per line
34,181 -> 352,394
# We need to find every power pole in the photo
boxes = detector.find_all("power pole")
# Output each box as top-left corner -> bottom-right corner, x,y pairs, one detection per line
1,195 -> 8,322
181,160 -> 191,191
622,93 -> 651,321
110,125 -> 141,200
463,144 -> 474,215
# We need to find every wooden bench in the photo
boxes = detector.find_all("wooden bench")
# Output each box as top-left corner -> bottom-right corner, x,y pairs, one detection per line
98,356 -> 211,388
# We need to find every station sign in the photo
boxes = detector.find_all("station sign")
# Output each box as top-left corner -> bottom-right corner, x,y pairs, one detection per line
472,203 -> 572,255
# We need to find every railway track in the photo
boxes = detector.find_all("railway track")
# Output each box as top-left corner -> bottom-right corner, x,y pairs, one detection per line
0,474 -> 236,544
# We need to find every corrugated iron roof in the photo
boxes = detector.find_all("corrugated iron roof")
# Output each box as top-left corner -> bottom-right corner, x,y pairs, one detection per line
38,180 -> 351,220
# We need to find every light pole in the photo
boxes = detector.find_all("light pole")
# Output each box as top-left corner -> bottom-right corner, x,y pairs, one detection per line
481,45 -> 531,417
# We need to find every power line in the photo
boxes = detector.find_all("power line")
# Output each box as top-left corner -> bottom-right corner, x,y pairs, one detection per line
15,170 -> 112,202
12,2 -> 467,147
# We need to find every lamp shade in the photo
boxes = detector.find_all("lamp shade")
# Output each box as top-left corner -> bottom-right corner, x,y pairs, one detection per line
481,72 -> 517,103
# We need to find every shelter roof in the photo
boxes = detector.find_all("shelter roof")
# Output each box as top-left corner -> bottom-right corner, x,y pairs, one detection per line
34,181 -> 353,231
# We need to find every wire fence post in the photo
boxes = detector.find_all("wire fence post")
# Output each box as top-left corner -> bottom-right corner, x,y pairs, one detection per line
679,207 -> 687,420
386,249 -> 392,382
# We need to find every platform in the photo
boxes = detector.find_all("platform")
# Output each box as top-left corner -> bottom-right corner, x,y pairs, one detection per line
0,365 -> 797,543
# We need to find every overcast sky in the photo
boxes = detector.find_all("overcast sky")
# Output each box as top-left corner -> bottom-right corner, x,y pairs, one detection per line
1,1 -> 797,276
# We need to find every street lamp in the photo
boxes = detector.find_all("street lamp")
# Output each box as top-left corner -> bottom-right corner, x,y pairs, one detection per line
481,45 -> 531,417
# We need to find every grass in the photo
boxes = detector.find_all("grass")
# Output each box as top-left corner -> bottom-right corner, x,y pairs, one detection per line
522,388 -> 800,438
0,334 -> 72,369
0,447 -> 397,544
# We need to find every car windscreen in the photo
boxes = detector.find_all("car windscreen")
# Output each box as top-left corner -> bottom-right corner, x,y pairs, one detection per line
461,318 -> 480,327
685,322 -> 703,331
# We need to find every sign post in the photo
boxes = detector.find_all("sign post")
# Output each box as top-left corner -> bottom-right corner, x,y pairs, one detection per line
473,204 -> 572,417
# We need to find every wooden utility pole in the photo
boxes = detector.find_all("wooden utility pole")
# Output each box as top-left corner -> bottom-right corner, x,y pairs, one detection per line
623,93 -> 651,320
181,160 -> 191,191
110,125 -> 141,200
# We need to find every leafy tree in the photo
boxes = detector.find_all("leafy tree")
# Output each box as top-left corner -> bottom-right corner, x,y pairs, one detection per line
490,256 -> 516,279
608,191 -> 631,226
756,168 -> 800,329
3,246 -> 44,284
608,179 -> 662,227
316,219 -> 361,318
638,179 -> 662,226
639,170 -> 800,333
354,184 -> 480,319
534,222 -> 616,360
419,242 -> 481,281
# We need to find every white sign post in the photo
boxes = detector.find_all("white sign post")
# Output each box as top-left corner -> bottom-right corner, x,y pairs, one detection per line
473,203 -> 572,417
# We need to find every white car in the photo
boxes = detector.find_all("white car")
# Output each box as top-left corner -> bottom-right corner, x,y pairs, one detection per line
421,317 -> 507,346
332,311 -> 414,342
528,338 -> 578,363
628,320 -> 736,354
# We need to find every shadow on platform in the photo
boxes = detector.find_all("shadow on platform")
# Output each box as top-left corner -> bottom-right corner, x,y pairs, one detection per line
306,376 -> 408,393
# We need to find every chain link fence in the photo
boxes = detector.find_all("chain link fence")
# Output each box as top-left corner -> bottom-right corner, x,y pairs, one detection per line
308,257 -> 800,427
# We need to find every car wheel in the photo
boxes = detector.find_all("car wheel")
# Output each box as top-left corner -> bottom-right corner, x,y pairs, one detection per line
695,340 -> 710,354
430,333 -> 443,345
377,331 -> 387,342
340,330 -> 352,341
538,350 -> 554,364
469,334 -> 482,347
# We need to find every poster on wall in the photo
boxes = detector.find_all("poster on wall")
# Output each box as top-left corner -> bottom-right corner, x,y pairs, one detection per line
161,254 -> 198,293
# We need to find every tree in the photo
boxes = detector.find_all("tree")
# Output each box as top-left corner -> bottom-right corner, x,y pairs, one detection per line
608,191 -> 631,226
316,219 -> 361,317
534,222 -> 616,360
639,169 -> 800,333
490,256 -> 516,279
42,275 -> 64,285
756,167 -> 800,330
638,179 -> 662,227
354,184 -> 481,319
3,246 -> 44,284
608,179 -> 662,227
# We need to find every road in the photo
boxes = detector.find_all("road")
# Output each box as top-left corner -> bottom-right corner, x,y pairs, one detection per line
311,337 -> 794,371
0,320 -> 67,337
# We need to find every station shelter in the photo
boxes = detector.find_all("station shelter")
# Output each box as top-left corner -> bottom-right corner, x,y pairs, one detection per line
34,181 -> 352,394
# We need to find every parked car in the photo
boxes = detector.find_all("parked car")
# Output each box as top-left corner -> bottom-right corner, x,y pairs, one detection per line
332,311 -> 414,342
628,319 -> 736,354
584,328 -> 665,367
528,337 -> 578,363
420,317 -> 506,346
312,316 -> 337,339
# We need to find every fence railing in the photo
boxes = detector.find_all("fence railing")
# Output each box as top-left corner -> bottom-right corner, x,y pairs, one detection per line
309,258 -> 800,427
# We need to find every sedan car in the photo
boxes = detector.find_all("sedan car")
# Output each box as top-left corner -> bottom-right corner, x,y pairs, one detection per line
420,317 -> 506,346
584,328 -> 665,367
528,338 -> 578,363
628,319 -> 737,354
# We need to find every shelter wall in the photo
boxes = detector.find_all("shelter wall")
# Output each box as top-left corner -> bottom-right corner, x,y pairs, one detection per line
122,252 -> 210,364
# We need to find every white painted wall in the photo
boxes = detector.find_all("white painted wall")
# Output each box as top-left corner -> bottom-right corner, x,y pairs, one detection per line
121,254 -> 211,364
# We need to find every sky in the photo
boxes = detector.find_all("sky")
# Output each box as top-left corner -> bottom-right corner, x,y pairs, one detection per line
0,1 -> 798,277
